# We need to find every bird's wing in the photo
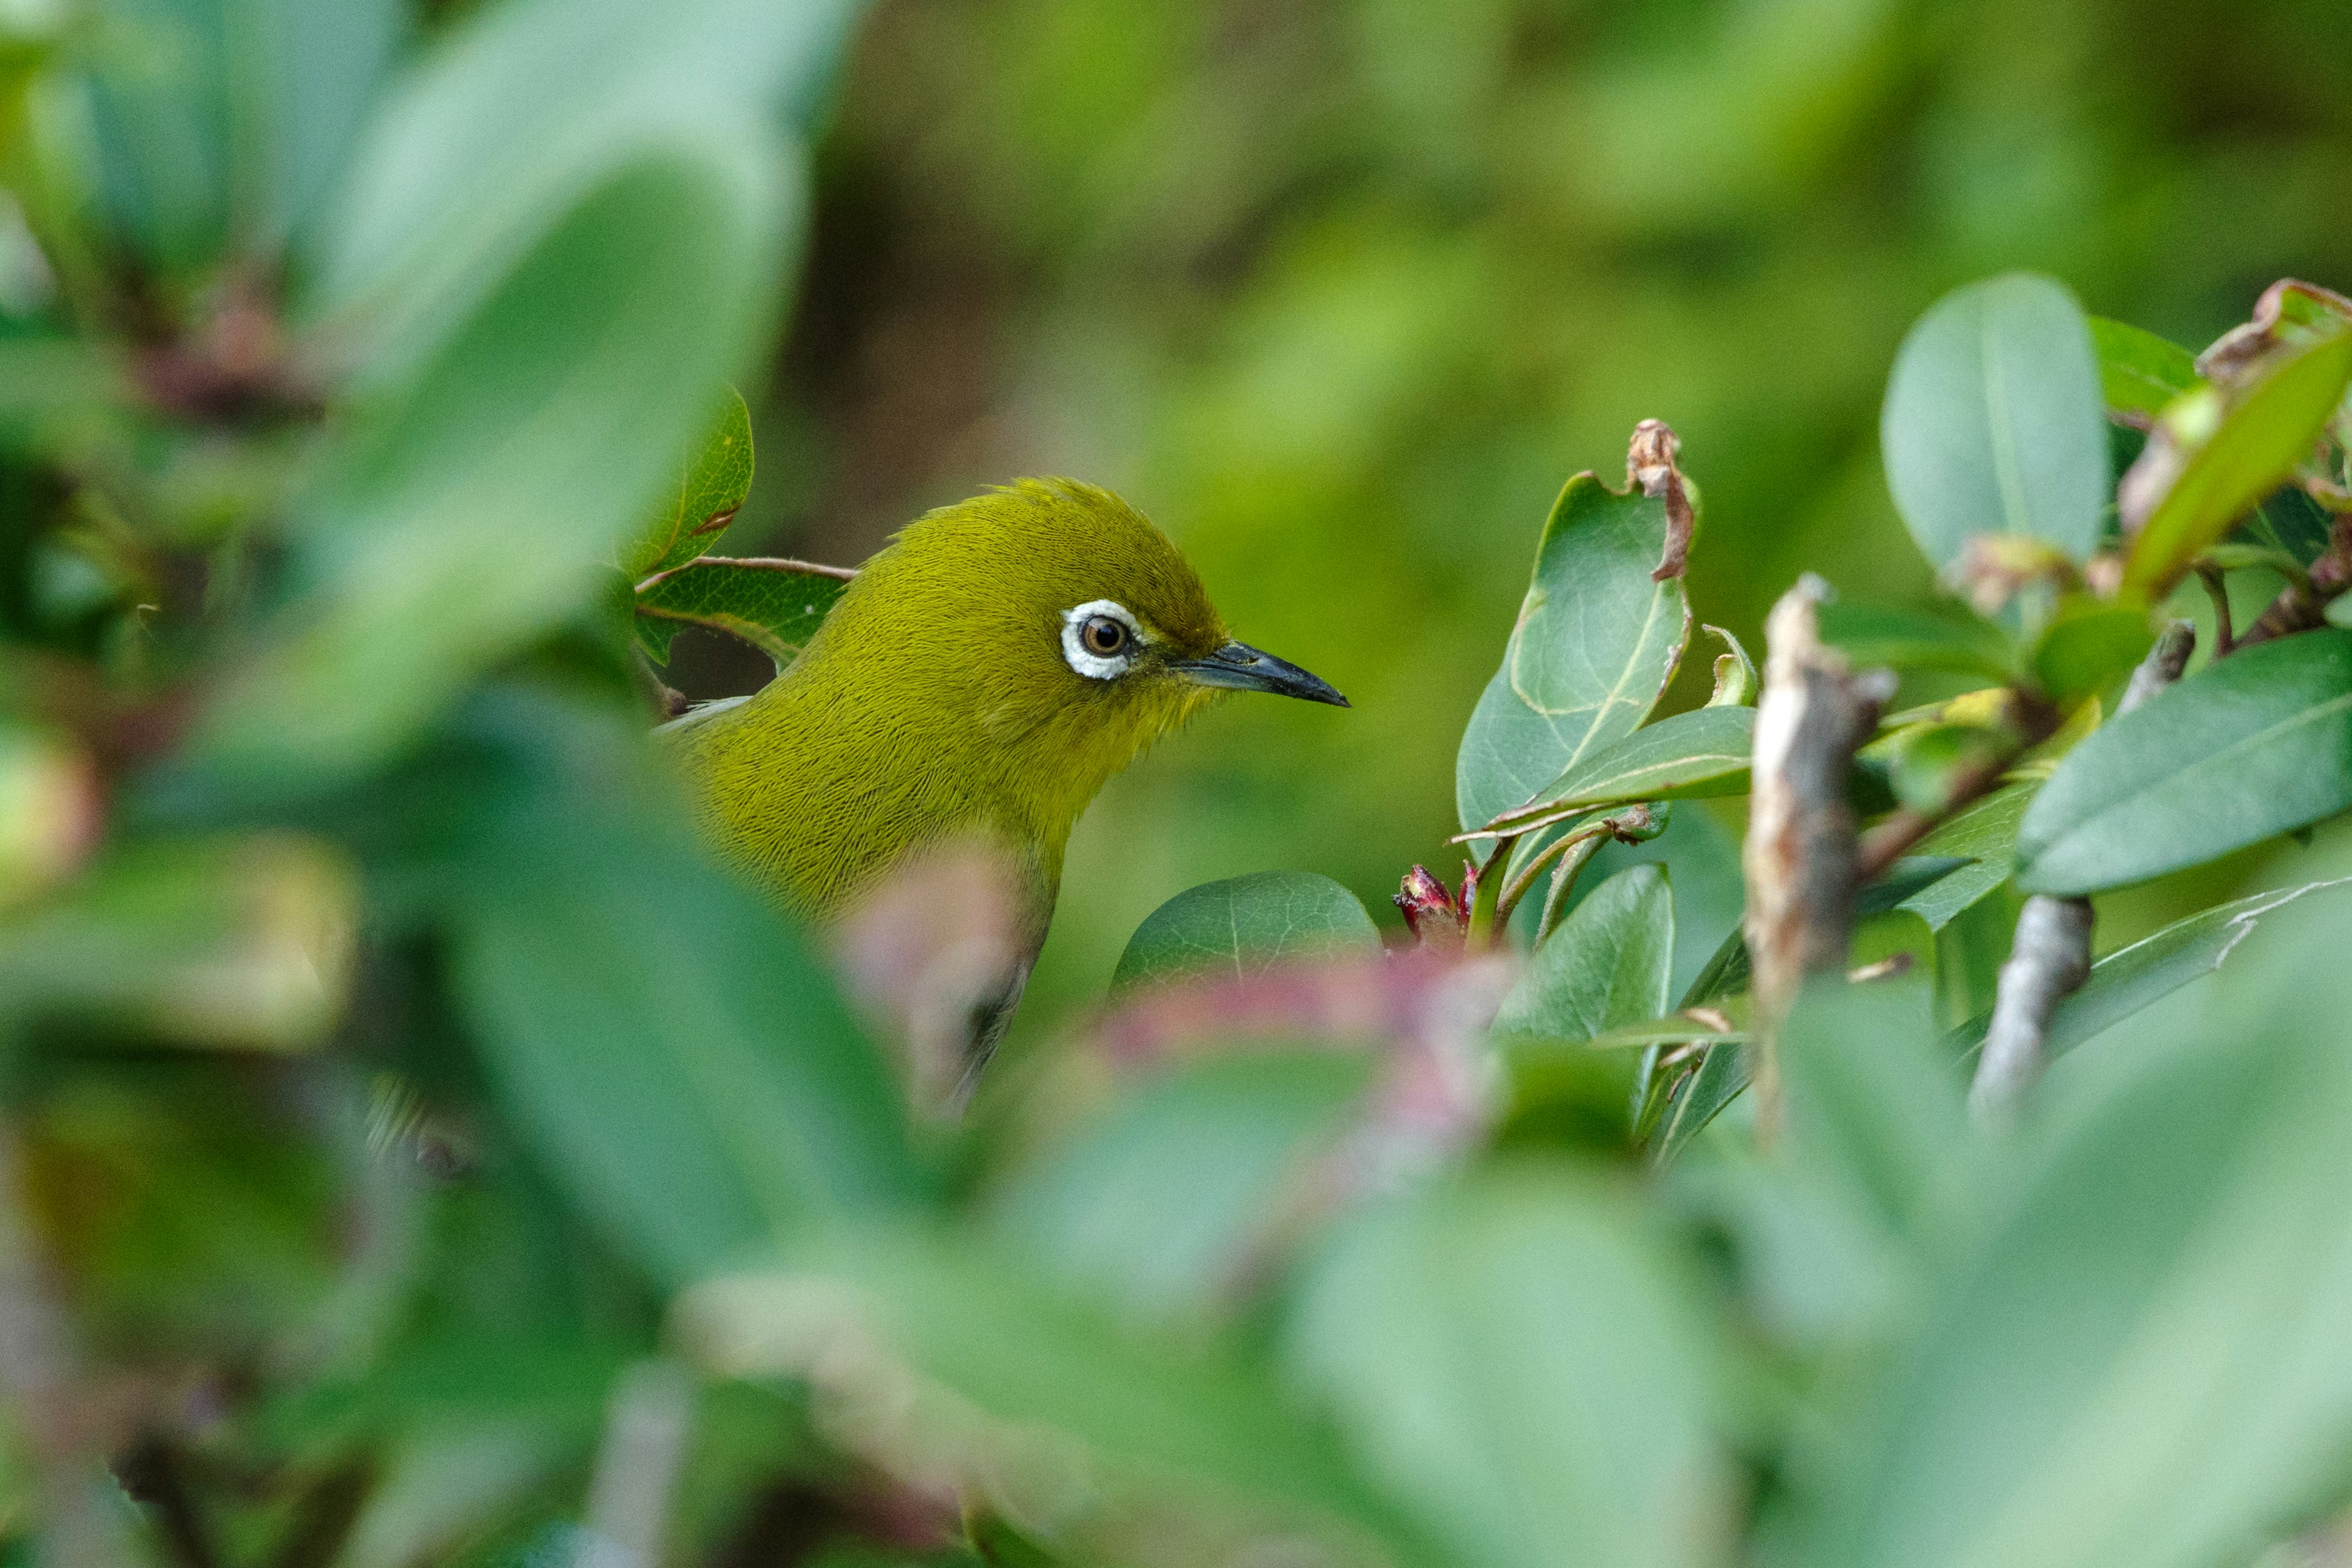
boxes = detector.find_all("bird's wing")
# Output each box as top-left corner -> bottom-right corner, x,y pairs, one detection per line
653,693 -> 753,737
946,955 -> 1033,1115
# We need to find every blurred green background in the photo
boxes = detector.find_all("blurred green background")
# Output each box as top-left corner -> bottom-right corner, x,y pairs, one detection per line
658,0 -> 2352,1042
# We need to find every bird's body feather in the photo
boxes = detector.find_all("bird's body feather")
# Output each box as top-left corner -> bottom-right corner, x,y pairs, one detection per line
666,477 -> 1340,1088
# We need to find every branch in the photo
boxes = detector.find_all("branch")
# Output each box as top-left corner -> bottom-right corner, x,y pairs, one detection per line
2237,514 -> 2352,649
578,1361 -> 695,1568
1967,622 -> 2193,1123
1967,893 -> 2094,1124
1743,577 -> 1894,1128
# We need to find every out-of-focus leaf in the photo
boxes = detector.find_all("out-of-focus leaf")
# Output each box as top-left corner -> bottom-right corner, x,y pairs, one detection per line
1880,274 -> 2111,567
2121,317 -> 2352,594
1456,464 -> 1691,831
1885,723 -> 2010,814
339,1422 -> 576,1568
309,0 -> 859,371
1777,973 -> 1959,1248
1788,932 -> 2352,1568
1816,599 -> 2021,683
1947,878 -> 2352,1061
243,0 -> 405,246
622,387 -> 756,578
200,141 -> 793,785
1475,707 -> 1755,838
80,0 -> 233,271
442,695 -> 924,1289
2016,630 -> 2352,894
992,1051 -> 1373,1319
1110,872 -> 1379,996
0,834 -> 353,1049
683,1230 -> 1428,1567
2030,598 -> 2154,703
1283,1163 -> 1724,1568
1493,865 -> 1673,1041
2087,318 -> 2201,424
1896,783 -> 2035,930
0,338 -> 131,424
634,556 -> 853,668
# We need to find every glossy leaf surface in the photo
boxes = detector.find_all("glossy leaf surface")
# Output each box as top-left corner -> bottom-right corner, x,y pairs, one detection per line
1112,871 -> 1380,995
1457,469 -> 1690,831
2017,630 -> 2352,894
1286,1165 -> 1723,1568
1881,274 -> 2111,567
624,387 -> 756,578
1493,865 -> 1674,1041
634,556 -> 853,668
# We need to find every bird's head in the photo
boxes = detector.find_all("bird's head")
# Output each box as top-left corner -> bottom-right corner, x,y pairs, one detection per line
810,478 -> 1345,818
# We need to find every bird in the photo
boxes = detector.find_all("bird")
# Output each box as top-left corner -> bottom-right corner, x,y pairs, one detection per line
663,477 -> 1348,1095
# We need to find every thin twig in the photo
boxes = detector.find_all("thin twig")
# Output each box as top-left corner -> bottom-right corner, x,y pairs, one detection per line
1743,577 -> 1894,1134
1967,624 -> 2193,1124
1968,894 -> 2094,1124
2238,514 -> 2352,649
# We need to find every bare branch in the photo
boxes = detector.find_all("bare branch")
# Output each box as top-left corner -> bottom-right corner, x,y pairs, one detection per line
1969,624 -> 2194,1123
1743,576 -> 1894,1128
2120,619 -> 2196,712
1968,893 -> 2094,1124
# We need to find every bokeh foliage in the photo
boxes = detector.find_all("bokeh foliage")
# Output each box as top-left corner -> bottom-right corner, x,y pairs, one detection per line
6,4 -> 2352,1568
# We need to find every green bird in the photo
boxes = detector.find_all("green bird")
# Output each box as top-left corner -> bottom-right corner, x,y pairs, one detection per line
665,477 -> 1346,1088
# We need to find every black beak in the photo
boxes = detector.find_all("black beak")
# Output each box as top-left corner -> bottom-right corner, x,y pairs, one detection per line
1170,641 -> 1350,707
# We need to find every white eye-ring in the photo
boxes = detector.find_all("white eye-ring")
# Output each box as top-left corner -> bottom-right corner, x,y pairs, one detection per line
1061,599 -> 1142,680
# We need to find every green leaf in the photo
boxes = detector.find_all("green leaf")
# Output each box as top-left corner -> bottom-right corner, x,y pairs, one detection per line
2121,333 -> 2352,594
1475,706 -> 1755,838
246,0 -> 405,246
1110,872 -> 1379,996
2087,318 -> 2201,423
200,142 -> 794,787
2030,598 -> 2155,703
1815,599 -> 2022,684
0,835 -> 355,1051
1791,943 -> 2352,1568
1880,274 -> 2111,568
308,0 -> 859,369
992,1051 -> 1374,1320
1777,973 -> 1960,1246
623,388 -> 756,578
1283,1163 -> 1724,1568
1896,782 -> 2035,930
633,556 -> 852,668
1493,865 -> 1673,1041
1647,1037 -> 1750,1166
443,695 -> 924,1290
1947,879 -> 2352,1061
1456,467 -> 1691,831
682,1229 -> 1428,1566
2016,630 -> 2352,895
1703,624 -> 1757,707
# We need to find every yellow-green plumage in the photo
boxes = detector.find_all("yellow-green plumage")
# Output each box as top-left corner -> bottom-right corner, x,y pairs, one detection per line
665,478 -> 1344,1082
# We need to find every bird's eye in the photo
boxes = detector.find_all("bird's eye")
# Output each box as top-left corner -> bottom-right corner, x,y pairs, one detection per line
1061,599 -> 1142,679
1082,615 -> 1129,656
